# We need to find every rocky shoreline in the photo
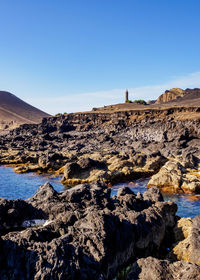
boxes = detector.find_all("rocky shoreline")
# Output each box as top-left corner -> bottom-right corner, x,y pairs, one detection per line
0,182 -> 199,279
0,106 -> 200,278
0,106 -> 200,193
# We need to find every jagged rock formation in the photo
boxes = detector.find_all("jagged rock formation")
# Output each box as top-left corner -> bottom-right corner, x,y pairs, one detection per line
0,182 -> 177,279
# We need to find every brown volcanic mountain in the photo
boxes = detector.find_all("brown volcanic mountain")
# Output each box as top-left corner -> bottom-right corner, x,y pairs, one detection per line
0,91 -> 50,131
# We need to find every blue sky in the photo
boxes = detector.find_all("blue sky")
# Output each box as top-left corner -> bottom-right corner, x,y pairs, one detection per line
0,0 -> 200,114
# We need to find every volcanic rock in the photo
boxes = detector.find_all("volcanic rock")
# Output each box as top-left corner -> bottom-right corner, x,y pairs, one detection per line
170,215 -> 200,265
126,256 -> 200,280
0,104 -> 200,190
0,182 -> 177,279
0,197 -> 46,234
148,160 -> 200,193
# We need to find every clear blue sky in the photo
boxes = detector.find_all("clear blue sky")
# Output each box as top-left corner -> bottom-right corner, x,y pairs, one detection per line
0,0 -> 200,113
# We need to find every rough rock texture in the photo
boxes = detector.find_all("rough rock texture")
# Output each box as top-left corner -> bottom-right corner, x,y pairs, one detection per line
126,256 -> 200,280
0,197 -> 46,234
155,87 -> 200,104
0,182 -> 177,279
61,157 -> 108,185
0,106 -> 200,192
0,99 -> 200,279
170,215 -> 200,265
155,88 -> 185,104
148,160 -> 200,193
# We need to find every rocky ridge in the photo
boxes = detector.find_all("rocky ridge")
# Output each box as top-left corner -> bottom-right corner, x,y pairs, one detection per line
155,87 -> 200,104
155,88 -> 185,104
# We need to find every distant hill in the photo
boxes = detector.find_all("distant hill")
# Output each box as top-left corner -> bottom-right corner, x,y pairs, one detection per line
155,88 -> 200,105
155,88 -> 186,104
0,91 -> 50,131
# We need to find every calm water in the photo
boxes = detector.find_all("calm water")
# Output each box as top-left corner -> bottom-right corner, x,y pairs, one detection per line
0,166 -> 64,200
0,167 -> 199,218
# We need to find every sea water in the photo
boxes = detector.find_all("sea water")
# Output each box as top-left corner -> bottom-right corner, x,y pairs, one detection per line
0,166 -> 64,200
0,167 -> 199,218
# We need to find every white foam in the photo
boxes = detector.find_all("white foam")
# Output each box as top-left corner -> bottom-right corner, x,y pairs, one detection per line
21,219 -> 47,228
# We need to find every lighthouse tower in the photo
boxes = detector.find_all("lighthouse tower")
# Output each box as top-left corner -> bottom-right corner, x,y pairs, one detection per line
125,89 -> 129,103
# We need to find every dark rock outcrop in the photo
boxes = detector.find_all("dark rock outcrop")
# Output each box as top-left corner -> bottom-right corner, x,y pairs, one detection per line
0,182 -> 177,279
0,197 -> 46,234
